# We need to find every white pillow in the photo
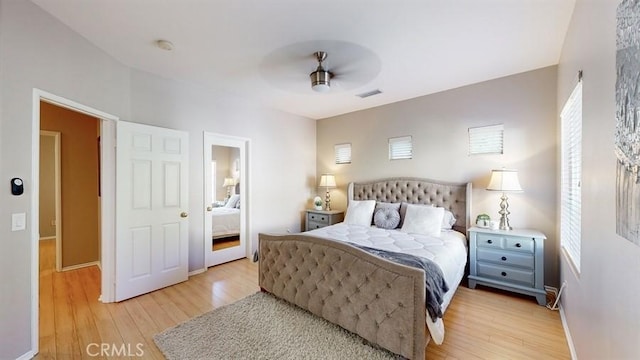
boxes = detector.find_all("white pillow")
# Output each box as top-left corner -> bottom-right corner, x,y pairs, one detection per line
401,204 -> 445,237
441,209 -> 457,230
344,200 -> 376,227
225,194 -> 240,208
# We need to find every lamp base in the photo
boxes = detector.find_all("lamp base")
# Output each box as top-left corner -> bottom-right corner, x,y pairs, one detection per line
497,192 -> 512,230
324,189 -> 331,211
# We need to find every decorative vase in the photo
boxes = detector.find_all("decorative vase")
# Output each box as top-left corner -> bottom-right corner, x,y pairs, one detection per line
315,205 -> 323,210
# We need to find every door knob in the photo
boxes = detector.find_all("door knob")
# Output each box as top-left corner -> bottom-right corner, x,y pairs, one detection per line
180,212 -> 189,218
206,206 -> 213,211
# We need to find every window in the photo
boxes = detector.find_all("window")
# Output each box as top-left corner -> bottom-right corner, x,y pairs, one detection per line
389,136 -> 412,160
560,81 -> 582,273
334,143 -> 351,164
468,124 -> 504,155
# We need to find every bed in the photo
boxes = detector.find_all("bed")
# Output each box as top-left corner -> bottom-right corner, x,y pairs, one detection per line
258,178 -> 471,359
212,194 -> 240,239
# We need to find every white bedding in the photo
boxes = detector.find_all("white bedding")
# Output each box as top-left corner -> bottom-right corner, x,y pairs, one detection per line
306,222 -> 468,344
211,207 -> 240,238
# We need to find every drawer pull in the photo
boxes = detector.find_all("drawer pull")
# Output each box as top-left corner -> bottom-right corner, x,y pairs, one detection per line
487,239 -> 493,244
515,243 -> 522,248
501,256 -> 507,261
501,271 -> 507,277
311,215 -> 315,219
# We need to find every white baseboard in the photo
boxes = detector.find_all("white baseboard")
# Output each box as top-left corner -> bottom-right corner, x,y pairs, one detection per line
62,261 -> 100,272
559,304 -> 578,360
16,350 -> 35,360
39,236 -> 56,241
188,268 -> 206,277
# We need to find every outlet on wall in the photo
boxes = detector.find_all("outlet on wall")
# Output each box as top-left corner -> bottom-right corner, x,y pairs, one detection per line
50,219 -> 56,226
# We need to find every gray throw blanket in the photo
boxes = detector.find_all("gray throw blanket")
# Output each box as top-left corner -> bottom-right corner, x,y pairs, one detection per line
351,244 -> 449,322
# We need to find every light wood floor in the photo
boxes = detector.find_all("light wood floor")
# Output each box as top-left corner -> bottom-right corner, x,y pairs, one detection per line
212,236 -> 240,251
37,239 -> 570,359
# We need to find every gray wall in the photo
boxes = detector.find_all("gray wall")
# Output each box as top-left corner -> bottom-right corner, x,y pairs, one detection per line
0,1 -> 130,357
317,66 -> 559,287
129,70 -> 316,271
0,0 -> 315,358
557,0 -> 640,358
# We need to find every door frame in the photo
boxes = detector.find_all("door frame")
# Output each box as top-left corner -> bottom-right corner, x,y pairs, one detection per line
39,130 -> 62,272
203,132 -> 251,267
31,89 -> 119,354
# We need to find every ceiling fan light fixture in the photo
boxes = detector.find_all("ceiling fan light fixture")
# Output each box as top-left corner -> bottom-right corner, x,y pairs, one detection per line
310,51 -> 332,93
310,68 -> 331,93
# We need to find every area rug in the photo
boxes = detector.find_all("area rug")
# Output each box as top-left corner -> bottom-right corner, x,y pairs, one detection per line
153,291 -> 399,359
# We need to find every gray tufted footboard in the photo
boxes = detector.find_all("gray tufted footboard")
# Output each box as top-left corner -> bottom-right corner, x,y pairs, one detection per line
259,233 -> 427,359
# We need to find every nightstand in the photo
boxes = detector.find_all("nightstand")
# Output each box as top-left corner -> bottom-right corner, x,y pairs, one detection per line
305,209 -> 344,231
468,227 -> 547,305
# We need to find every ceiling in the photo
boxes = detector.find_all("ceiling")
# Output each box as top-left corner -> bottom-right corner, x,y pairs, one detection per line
30,0 -> 576,120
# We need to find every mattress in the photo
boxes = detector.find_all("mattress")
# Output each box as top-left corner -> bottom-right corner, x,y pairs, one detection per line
211,207 -> 240,238
306,222 -> 468,344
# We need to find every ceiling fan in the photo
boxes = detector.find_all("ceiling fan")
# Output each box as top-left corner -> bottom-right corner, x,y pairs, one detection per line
259,40 -> 381,94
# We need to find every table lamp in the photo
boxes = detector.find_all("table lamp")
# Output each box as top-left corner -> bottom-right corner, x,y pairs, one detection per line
486,169 -> 523,230
318,174 -> 336,211
223,177 -> 235,200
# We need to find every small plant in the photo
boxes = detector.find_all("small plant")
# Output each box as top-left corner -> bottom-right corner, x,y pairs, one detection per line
476,213 -> 491,227
313,196 -> 323,209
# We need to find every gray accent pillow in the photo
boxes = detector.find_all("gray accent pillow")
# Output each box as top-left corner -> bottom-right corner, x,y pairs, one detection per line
372,202 -> 401,225
374,207 -> 401,229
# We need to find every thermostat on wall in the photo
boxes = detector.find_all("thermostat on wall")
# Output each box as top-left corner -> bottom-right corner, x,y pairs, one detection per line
11,178 -> 24,195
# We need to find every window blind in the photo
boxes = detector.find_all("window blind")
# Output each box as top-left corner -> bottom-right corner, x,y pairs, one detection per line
468,124 -> 504,155
560,82 -> 582,272
334,143 -> 351,164
389,136 -> 412,160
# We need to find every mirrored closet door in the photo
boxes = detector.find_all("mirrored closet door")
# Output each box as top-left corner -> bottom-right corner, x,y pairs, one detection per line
203,132 -> 249,267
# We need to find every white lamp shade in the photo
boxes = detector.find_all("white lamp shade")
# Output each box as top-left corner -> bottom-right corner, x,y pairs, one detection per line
318,174 -> 336,188
222,177 -> 235,187
486,169 -> 523,192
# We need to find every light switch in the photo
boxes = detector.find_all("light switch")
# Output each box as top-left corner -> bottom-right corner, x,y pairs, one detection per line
11,213 -> 26,231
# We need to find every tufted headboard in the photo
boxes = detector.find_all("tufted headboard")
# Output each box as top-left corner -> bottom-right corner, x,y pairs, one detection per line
348,178 -> 472,234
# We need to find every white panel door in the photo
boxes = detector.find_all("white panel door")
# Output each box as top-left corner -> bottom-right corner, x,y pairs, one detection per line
115,121 -> 189,301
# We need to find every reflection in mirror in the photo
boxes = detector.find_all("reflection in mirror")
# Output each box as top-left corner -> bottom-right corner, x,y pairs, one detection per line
211,145 -> 241,252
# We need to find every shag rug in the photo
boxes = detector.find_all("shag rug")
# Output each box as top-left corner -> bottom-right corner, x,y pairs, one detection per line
153,291 -> 399,359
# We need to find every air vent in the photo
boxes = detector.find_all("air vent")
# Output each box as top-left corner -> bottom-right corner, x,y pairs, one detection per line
356,89 -> 383,98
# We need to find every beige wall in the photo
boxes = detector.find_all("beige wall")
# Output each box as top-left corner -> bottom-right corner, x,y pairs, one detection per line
39,134 -> 56,238
317,66 -> 559,286
41,102 -> 100,268
557,0 -> 640,358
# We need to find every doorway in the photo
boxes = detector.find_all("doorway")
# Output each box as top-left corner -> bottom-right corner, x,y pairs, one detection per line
31,89 -> 118,354
40,103 -> 101,272
203,132 -> 250,267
